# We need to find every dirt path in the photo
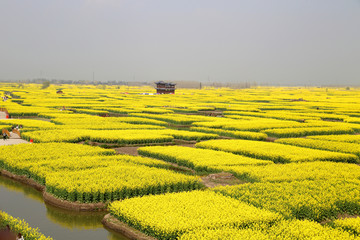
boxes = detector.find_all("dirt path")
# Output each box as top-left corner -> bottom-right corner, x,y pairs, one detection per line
115,147 -> 140,156
201,172 -> 246,188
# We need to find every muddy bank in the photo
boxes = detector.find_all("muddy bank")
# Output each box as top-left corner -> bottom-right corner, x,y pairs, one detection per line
0,169 -> 44,192
43,192 -> 107,212
102,214 -> 156,240
0,169 -> 106,212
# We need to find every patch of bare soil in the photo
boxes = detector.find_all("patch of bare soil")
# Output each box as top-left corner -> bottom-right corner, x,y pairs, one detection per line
266,137 -> 278,142
115,147 -> 139,156
168,124 -> 191,128
174,139 -> 197,144
79,139 -> 199,149
337,213 -> 360,219
202,112 -> 224,117
179,111 -> 223,117
102,214 -> 156,240
289,98 -> 307,102
201,172 -> 246,188
115,143 -> 198,155
107,113 -> 129,117
173,139 -> 197,146
177,143 -> 196,148
167,162 -> 196,174
218,136 -> 234,139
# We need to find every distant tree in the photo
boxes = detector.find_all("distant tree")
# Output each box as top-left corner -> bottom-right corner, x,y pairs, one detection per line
41,80 -> 50,89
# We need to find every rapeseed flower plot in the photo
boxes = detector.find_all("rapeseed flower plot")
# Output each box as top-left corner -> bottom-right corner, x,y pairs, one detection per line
1,84 -> 360,239
276,138 -> 360,157
138,146 -> 272,173
45,165 -> 200,203
180,219 -> 358,240
196,139 -> 358,163
50,115 -> 168,126
0,143 -> 198,203
0,119 -> 56,130
334,217 -> 360,235
108,191 -> 281,239
214,179 -> 360,221
190,126 -> 268,140
214,161 -> 360,183
263,126 -> 354,138
309,134 -> 360,144
130,113 -> 212,125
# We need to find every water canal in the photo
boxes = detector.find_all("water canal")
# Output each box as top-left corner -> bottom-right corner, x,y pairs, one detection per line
0,174 -> 130,240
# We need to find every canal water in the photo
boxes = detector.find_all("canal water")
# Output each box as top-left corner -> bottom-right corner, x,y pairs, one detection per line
0,175 -> 130,240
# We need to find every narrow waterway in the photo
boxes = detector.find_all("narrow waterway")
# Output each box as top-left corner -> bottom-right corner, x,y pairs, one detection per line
0,174 -> 130,240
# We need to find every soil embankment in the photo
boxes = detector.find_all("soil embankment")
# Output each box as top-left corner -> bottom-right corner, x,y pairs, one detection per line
102,214 -> 156,240
0,169 -> 44,191
43,192 -> 107,211
0,170 -> 106,211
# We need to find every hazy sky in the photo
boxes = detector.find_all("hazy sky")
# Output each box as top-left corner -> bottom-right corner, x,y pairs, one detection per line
1,0 -> 359,85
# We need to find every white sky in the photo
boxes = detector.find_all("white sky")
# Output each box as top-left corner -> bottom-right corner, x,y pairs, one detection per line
0,0 -> 359,85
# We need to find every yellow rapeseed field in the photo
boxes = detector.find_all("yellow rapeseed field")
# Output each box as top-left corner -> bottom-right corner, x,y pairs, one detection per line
0,211 -> 52,240
1,84 -> 360,239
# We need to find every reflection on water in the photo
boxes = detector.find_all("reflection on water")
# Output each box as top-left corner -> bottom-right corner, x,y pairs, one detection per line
0,175 -> 129,240
0,174 -> 43,202
46,205 -> 105,229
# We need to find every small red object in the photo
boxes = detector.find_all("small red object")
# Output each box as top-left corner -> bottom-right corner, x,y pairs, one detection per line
30,139 -> 33,143
5,115 -> 9,119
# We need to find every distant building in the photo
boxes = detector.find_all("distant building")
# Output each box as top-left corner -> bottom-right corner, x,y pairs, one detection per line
56,90 -> 64,94
155,81 -> 176,94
